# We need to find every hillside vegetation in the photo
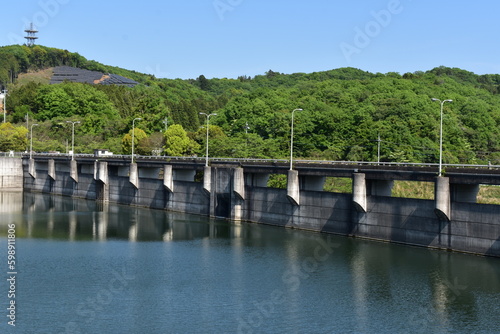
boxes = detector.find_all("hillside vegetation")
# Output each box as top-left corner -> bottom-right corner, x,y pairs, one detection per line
0,44 -> 499,167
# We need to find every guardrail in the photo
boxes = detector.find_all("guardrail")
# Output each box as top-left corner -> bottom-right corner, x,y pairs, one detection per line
20,152 -> 500,170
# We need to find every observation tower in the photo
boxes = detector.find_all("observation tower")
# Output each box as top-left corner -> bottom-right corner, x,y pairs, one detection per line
24,23 -> 38,47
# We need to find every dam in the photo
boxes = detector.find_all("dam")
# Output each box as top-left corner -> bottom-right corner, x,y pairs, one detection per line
1,155 -> 499,257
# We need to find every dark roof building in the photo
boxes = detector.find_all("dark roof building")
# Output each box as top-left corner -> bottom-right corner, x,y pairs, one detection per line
50,66 -> 139,87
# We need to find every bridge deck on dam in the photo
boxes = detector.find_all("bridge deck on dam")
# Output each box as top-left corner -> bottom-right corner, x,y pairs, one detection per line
28,154 -> 500,185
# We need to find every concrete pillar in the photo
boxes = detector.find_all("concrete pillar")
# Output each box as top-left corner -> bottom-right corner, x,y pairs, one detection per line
301,175 -> 326,191
352,173 -> 367,213
70,160 -> 78,183
434,176 -> 451,222
97,162 -> 109,202
203,166 -> 212,195
287,169 -> 300,206
48,159 -> 56,180
233,167 -> 245,200
98,162 -> 108,184
245,173 -> 270,187
93,160 -> 98,180
29,158 -> 36,178
129,163 -> 139,189
451,183 -> 479,203
369,180 -> 394,197
232,167 -> 245,222
163,165 -> 174,192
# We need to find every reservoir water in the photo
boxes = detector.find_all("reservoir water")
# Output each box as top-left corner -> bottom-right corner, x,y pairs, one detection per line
0,191 -> 499,334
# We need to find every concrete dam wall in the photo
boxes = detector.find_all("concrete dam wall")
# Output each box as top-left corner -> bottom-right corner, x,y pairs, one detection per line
0,158 -> 23,190
19,157 -> 500,257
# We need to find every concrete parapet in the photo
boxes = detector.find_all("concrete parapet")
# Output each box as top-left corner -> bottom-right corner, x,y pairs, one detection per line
287,169 -> 300,206
163,165 -> 174,192
246,173 -> 270,187
434,176 -> 451,221
368,179 -> 394,197
451,183 -> 479,203
353,173 -> 367,212
175,169 -> 196,182
70,160 -> 78,183
233,167 -> 245,200
301,175 -> 325,191
203,166 -> 212,195
129,163 -> 139,189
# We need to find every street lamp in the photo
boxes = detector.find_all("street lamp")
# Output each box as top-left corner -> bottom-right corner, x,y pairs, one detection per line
131,118 -> 142,163
162,117 -> 168,132
199,112 -> 217,167
66,121 -> 80,160
289,108 -> 303,170
30,124 -> 39,159
0,90 -> 6,123
431,98 -> 453,176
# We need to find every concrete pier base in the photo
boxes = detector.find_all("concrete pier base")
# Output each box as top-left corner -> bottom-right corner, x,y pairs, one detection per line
353,173 -> 367,212
233,167 -> 245,200
287,170 -> 300,206
163,165 -> 174,192
129,163 -> 139,188
29,158 -> 36,178
203,166 -> 211,195
48,159 -> 56,180
70,160 -> 78,183
435,176 -> 451,221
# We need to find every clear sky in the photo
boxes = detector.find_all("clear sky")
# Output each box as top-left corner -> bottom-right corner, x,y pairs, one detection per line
1,0 -> 500,79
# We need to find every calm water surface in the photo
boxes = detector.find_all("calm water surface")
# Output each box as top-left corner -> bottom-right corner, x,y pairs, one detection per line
0,191 -> 499,334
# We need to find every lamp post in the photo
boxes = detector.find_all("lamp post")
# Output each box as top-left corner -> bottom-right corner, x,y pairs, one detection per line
289,108 -> 303,170
162,117 -> 168,132
199,112 -> 217,167
66,121 -> 80,160
0,90 -> 6,123
131,118 -> 142,163
30,124 -> 39,159
431,98 -> 453,176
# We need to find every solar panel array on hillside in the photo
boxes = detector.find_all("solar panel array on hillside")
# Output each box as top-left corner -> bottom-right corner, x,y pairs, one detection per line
50,66 -> 138,87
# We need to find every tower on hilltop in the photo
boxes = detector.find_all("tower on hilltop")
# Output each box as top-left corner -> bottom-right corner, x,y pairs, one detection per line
24,23 -> 38,47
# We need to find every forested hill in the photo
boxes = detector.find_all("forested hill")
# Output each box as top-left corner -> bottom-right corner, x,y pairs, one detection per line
0,44 -> 499,165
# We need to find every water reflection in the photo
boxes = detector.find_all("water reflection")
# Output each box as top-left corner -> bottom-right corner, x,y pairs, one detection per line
0,191 -> 499,333
0,191 -> 240,242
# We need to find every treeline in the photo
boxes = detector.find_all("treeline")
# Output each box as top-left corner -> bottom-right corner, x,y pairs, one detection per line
0,44 -> 499,164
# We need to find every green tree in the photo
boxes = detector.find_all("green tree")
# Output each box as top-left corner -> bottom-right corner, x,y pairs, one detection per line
122,128 -> 148,155
164,124 -> 200,156
0,123 -> 28,151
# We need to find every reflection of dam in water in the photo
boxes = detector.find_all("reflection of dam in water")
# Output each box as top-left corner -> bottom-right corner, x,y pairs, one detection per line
0,190 -> 499,333
0,191 -> 243,242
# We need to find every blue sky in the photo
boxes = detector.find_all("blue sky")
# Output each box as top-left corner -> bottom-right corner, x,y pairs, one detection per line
1,0 -> 500,79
